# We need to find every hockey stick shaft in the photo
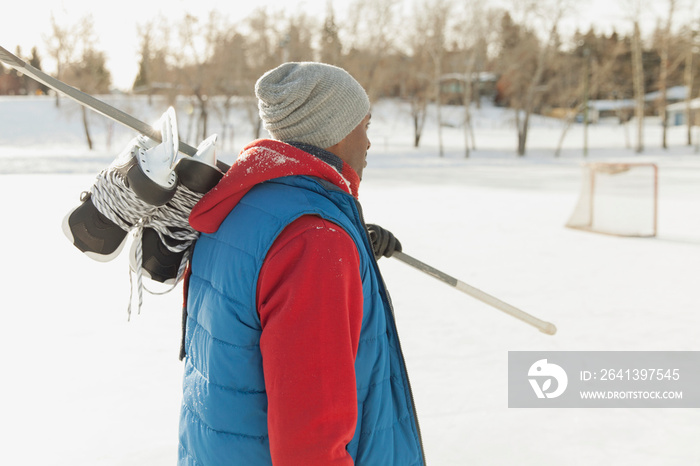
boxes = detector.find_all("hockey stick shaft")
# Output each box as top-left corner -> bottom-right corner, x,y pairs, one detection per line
0,45 -> 197,156
392,251 -> 557,335
3,43 -> 554,335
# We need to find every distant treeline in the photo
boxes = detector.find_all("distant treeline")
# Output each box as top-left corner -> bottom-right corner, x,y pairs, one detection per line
2,0 -> 698,155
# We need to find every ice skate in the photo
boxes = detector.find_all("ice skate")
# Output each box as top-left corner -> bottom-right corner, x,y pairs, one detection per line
130,134 -> 224,284
62,108 -> 181,261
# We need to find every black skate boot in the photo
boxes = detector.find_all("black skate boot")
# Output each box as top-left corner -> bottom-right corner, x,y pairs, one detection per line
62,108 -> 181,261
130,134 -> 224,285
61,191 -> 129,262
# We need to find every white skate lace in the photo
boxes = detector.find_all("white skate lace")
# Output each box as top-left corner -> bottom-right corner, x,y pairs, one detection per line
88,150 -> 203,320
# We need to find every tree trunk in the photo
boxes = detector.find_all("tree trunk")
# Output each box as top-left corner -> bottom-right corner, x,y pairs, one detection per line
54,64 -> 61,108
462,71 -> 474,158
414,114 -> 422,147
583,49 -> 590,157
463,111 -> 472,158
254,118 -> 262,140
554,104 -> 583,157
186,100 -> 196,143
81,106 -> 93,150
517,120 -> 529,157
515,18 -> 558,157
198,95 -> 208,141
685,33 -> 694,146
435,76 -> 444,157
200,107 -> 208,141
221,101 -> 232,152
632,21 -> 645,154
659,0 -> 675,149
412,101 -> 427,148
659,49 -> 669,149
515,109 -> 529,157
106,121 -> 113,151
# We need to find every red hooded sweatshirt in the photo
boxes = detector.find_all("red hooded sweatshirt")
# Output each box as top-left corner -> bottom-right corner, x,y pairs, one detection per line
188,139 -> 364,465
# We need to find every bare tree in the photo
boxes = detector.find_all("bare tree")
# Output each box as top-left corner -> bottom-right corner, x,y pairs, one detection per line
553,35 -> 627,157
237,9 -> 316,140
45,12 -> 77,107
57,15 -> 112,149
209,30 -> 248,151
27,47 -> 49,95
344,0 -> 401,102
401,55 -> 431,148
133,19 -> 175,106
245,7 -> 283,75
280,13 -> 316,63
632,21 -> 645,153
320,1 -> 343,66
453,0 -> 493,157
171,12 -> 231,142
621,0 -> 647,153
400,6 -> 433,148
242,8 -> 285,139
683,13 -> 699,146
657,0 -> 677,149
496,0 -> 573,156
412,0 -> 451,156
684,29 -> 697,145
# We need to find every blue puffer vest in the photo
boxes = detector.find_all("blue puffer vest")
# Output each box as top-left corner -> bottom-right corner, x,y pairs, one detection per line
178,175 -> 424,465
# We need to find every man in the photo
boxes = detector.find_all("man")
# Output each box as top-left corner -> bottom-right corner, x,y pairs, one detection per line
178,62 -> 425,465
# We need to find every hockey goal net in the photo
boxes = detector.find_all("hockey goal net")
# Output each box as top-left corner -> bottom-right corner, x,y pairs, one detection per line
566,162 -> 658,237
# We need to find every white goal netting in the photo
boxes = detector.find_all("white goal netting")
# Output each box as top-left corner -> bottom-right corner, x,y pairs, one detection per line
566,163 -> 658,237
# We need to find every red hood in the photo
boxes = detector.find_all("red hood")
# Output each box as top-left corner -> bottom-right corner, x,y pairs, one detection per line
189,139 -> 360,234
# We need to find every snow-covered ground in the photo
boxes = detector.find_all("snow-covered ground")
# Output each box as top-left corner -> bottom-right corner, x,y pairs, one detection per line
1,95 -> 699,465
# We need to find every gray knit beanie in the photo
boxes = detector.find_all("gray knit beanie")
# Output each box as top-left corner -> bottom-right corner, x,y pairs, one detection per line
255,62 -> 370,149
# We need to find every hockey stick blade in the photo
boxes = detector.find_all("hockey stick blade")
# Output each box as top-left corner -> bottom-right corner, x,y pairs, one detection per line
0,46 -> 24,68
393,251 -> 557,335
0,44 -> 197,156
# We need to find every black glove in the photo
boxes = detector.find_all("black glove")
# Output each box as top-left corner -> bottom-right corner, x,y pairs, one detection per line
366,224 -> 402,260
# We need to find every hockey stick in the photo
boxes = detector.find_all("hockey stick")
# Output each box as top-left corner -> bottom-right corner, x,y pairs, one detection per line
392,251 -> 557,335
0,44 -> 197,156
3,44 -> 555,334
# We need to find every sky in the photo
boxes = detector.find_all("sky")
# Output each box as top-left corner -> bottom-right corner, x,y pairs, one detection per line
0,0 -> 692,91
